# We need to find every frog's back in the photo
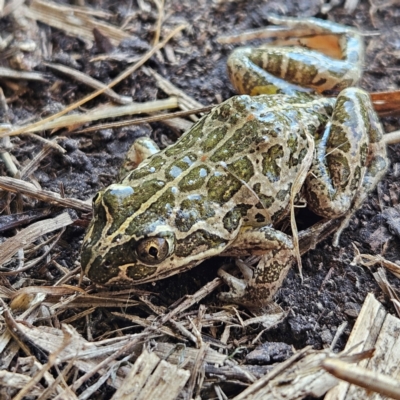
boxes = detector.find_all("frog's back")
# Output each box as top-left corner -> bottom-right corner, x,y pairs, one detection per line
121,94 -> 334,240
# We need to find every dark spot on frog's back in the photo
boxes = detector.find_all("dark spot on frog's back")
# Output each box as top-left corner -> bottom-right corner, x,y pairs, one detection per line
223,204 -> 252,233
350,165 -> 361,191
126,188 -> 176,237
175,230 -> 227,258
165,117 -> 206,157
210,120 -> 260,163
207,172 -> 241,203
262,144 -> 283,182
200,126 -> 227,152
228,156 -> 254,182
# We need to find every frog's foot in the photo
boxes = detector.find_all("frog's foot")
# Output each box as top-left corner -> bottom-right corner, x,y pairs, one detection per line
218,253 -> 294,309
218,260 -> 253,306
218,226 -> 296,308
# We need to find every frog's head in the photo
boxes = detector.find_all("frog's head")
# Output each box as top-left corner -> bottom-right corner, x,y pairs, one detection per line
81,183 -> 229,285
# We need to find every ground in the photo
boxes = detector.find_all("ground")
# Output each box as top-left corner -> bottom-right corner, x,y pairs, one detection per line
1,0 -> 400,398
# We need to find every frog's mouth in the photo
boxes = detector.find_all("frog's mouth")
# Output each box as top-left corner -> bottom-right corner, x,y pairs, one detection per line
82,248 -> 201,286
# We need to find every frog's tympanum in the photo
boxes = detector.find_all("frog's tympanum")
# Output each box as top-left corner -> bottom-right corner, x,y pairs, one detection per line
81,16 -> 388,308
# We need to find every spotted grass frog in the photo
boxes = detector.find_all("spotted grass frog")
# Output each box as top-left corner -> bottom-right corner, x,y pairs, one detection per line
81,16 -> 388,308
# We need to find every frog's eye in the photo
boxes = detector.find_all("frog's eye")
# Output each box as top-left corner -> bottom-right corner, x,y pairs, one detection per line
136,237 -> 169,265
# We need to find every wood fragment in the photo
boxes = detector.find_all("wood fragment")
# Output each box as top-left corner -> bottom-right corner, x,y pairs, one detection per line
3,98 -> 178,136
0,208 -> 54,233
352,248 -> 400,280
11,325 -> 73,400
370,90 -> 400,117
326,293 -> 400,399
111,349 -> 190,400
0,211 -> 74,266
383,129 -> 400,144
152,0 -> 164,46
0,371 -> 42,397
323,358 -> 400,400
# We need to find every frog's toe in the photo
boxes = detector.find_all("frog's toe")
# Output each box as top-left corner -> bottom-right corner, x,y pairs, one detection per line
217,268 -> 247,302
217,267 -> 270,308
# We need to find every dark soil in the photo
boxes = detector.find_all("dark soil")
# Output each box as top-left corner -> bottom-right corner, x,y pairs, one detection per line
1,0 -> 400,398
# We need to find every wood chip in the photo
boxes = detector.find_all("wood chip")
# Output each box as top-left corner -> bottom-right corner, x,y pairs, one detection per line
0,211 -> 74,266
230,294 -> 400,399
111,349 -> 190,400
326,293 -> 400,399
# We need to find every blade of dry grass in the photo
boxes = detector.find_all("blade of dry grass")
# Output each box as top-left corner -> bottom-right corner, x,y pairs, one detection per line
0,176 -> 91,212
145,67 -> 204,110
44,63 -> 132,105
6,98 -> 179,135
0,66 -> 46,81
74,105 -> 213,134
24,0 -> 130,46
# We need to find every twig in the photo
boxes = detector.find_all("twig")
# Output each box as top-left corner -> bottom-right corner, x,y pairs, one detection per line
0,177 -> 91,212
153,0 -> 164,46
0,66 -> 46,81
383,130 -> 400,145
75,105 -> 214,134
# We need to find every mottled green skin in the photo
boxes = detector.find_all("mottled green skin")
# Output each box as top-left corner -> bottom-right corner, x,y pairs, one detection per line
81,17 -> 388,308
81,94 -> 332,284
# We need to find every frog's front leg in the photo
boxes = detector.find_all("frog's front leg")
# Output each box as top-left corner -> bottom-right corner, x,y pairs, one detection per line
218,226 -> 295,308
119,137 -> 160,179
227,16 -> 363,95
306,87 -> 388,243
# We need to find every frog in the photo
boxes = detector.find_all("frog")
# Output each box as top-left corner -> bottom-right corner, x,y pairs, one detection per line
80,16 -> 388,308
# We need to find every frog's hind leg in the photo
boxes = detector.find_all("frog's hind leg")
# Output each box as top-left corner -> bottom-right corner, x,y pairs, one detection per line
218,226 -> 295,308
305,87 -> 388,244
227,16 -> 363,96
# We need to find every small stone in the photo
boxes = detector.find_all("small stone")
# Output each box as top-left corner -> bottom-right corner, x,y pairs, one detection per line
246,342 -> 293,365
